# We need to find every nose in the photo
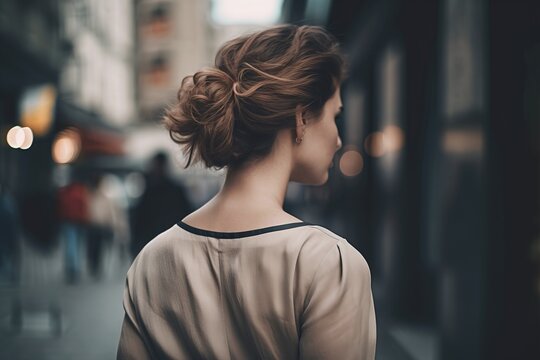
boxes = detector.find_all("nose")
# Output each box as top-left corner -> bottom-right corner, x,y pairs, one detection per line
336,135 -> 342,151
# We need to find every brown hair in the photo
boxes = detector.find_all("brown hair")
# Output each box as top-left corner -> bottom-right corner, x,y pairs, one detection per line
163,24 -> 345,170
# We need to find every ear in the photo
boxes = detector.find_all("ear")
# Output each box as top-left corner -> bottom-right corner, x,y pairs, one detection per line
294,105 -> 307,140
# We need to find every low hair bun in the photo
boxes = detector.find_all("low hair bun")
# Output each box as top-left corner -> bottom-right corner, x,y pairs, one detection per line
164,67 -> 237,169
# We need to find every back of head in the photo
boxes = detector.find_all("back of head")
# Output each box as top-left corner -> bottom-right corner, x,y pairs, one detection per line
163,24 -> 345,170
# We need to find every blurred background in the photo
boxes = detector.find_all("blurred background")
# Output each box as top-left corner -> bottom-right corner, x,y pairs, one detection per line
0,0 -> 539,359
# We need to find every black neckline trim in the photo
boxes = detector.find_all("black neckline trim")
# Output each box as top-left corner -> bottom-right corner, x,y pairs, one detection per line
176,220 -> 311,239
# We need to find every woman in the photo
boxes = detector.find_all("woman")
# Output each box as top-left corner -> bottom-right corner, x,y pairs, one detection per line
117,24 -> 377,359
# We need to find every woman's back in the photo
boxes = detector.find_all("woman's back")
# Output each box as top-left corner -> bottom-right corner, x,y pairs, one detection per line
117,24 -> 377,359
117,221 -> 376,359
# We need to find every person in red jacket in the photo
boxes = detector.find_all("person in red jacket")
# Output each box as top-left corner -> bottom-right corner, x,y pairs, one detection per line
57,180 -> 89,283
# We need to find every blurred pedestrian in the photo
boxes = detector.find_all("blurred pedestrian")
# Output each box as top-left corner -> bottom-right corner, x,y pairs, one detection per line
57,179 -> 89,284
118,25 -> 376,359
130,152 -> 193,258
86,172 -> 115,279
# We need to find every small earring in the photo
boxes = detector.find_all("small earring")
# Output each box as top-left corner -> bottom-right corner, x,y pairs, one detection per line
296,125 -> 306,144
295,129 -> 305,144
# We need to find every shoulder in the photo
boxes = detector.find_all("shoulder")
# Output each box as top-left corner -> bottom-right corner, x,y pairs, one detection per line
296,224 -> 371,282
302,225 -> 368,263
298,224 -> 345,250
292,225 -> 372,310
129,225 -> 181,272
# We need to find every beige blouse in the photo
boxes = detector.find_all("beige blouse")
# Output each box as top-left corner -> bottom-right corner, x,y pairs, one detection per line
117,221 -> 377,359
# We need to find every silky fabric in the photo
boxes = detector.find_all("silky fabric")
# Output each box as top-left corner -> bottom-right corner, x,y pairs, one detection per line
117,222 -> 377,359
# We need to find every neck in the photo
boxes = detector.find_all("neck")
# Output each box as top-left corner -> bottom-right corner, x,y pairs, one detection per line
220,162 -> 288,209
212,132 -> 294,214
182,131 -> 302,229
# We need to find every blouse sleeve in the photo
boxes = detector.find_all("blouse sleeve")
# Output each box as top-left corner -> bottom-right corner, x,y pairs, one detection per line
117,274 -> 154,360
298,240 -> 377,360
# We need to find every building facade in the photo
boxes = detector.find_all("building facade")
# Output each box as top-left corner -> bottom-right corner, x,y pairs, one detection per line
283,0 -> 540,359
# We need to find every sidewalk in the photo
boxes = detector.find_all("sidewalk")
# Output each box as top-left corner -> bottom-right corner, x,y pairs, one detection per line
0,239 -> 129,360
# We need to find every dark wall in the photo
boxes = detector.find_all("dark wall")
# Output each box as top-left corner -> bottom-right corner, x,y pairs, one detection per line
487,0 -> 540,358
